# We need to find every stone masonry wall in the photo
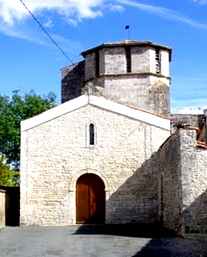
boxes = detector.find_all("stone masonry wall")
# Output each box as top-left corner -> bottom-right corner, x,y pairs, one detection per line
149,79 -> 170,117
180,129 -> 207,233
102,75 -> 151,107
61,61 -> 85,103
20,104 -> 170,226
99,46 -> 151,74
131,47 -> 150,73
89,45 -> 170,116
85,52 -> 95,80
0,190 -> 5,226
159,131 -> 183,234
91,74 -> 170,117
149,48 -> 170,77
159,129 -> 207,234
171,114 -> 204,129
101,48 -> 126,74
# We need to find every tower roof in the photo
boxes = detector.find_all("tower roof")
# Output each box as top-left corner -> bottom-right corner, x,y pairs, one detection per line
81,40 -> 172,61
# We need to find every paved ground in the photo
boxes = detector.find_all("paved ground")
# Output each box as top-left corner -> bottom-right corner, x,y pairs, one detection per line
0,225 -> 207,257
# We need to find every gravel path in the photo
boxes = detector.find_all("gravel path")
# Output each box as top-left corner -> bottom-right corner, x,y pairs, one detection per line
0,226 -> 206,257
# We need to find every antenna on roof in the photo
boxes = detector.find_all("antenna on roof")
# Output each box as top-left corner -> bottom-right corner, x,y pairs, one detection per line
125,25 -> 130,40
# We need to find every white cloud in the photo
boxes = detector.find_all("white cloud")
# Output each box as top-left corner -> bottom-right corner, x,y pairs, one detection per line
0,18 -> 82,61
171,98 -> 207,114
177,107 -> 204,114
0,22 -> 49,45
0,0 -> 206,31
0,0 -> 207,51
0,1 -> 28,25
44,19 -> 54,28
192,0 -> 207,4
107,4 -> 124,12
0,0 -> 110,49
0,0 -> 105,25
116,0 -> 207,30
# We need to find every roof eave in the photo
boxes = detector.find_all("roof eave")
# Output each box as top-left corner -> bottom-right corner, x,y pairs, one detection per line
81,41 -> 172,61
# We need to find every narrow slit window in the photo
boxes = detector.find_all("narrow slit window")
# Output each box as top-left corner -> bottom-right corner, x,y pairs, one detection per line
155,48 -> 161,74
125,46 -> 131,73
89,123 -> 95,145
95,51 -> 99,76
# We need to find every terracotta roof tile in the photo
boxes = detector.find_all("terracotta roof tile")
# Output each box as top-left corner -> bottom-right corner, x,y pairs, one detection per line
94,94 -> 171,120
197,141 -> 207,149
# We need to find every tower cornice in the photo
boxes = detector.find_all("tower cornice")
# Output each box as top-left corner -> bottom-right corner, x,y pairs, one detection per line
81,40 -> 172,61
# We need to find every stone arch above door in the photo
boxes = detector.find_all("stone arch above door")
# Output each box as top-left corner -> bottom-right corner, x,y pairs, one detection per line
69,169 -> 110,192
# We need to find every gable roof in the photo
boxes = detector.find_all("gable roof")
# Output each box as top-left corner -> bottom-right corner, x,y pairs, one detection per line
21,95 -> 171,132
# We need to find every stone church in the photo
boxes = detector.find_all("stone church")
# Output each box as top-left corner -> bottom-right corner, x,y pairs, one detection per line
20,40 -> 207,235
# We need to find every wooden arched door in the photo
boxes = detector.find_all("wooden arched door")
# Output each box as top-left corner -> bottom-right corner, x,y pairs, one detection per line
76,174 -> 105,224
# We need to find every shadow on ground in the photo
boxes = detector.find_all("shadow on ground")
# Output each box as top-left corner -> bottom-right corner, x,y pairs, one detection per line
74,224 -> 207,257
74,223 -> 173,238
131,236 -> 207,257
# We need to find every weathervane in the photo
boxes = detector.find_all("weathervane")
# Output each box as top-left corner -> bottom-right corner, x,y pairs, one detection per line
125,25 -> 130,40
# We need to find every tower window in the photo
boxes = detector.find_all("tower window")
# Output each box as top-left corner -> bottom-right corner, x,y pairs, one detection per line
155,48 -> 161,74
89,123 -> 95,145
95,51 -> 99,76
125,46 -> 131,73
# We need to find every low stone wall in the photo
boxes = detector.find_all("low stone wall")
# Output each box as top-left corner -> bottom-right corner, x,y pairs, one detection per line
181,130 -> 207,233
171,114 -> 204,129
0,187 -> 20,227
159,129 -> 207,234
159,131 -> 183,234
0,189 -> 5,226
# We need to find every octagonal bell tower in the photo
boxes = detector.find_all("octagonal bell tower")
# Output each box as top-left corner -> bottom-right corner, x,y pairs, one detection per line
61,40 -> 172,117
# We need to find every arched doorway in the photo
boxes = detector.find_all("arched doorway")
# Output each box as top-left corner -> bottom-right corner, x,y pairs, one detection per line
76,174 -> 105,224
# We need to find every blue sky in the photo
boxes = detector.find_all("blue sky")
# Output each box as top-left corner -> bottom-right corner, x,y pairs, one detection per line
0,0 -> 207,113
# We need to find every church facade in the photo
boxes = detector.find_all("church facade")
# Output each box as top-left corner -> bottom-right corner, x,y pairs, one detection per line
20,41 -> 207,234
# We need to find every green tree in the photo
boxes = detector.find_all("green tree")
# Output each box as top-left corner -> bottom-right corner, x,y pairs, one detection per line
0,155 -> 18,186
0,90 -> 56,174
